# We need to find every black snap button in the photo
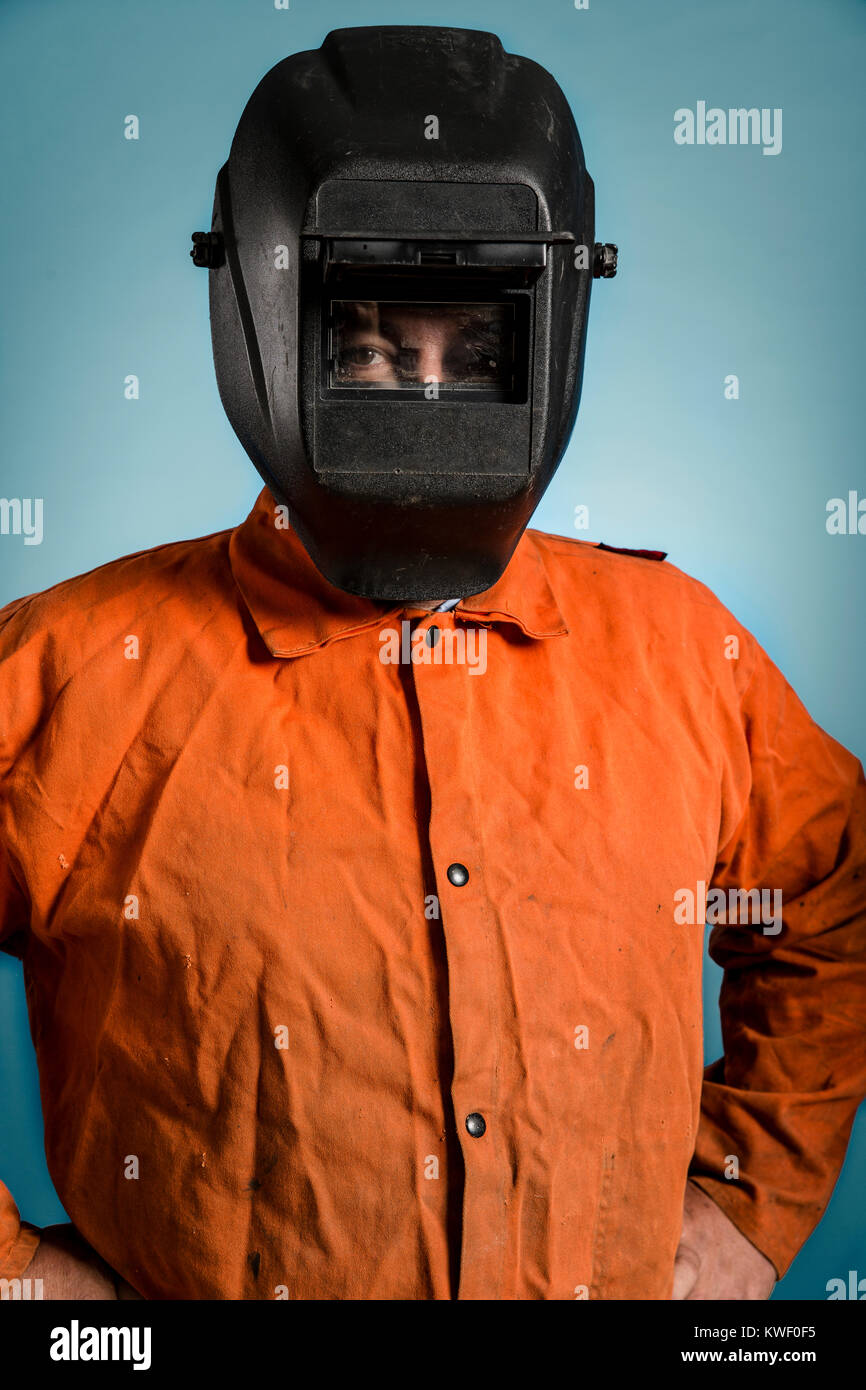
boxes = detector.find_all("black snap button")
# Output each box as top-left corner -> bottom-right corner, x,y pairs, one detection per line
447,863 -> 469,886
465,1112 -> 486,1138
426,625 -> 440,646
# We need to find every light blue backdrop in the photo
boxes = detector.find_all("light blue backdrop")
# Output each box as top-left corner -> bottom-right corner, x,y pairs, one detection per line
0,0 -> 863,1300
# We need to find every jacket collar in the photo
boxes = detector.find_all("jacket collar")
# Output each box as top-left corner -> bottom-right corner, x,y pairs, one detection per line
228,487 -> 568,659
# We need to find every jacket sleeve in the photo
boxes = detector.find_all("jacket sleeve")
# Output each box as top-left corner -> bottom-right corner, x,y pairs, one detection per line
688,629 -> 866,1279
0,595 -> 44,1278
0,834 -> 42,1277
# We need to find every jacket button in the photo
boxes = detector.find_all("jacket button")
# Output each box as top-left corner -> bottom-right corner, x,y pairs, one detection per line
426,625 -> 440,646
465,1112 -> 486,1138
447,863 -> 469,886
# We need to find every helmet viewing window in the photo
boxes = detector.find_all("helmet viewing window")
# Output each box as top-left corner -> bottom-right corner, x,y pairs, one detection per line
326,295 -> 526,399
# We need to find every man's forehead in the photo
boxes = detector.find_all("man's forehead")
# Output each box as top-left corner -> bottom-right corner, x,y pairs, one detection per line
340,301 -> 506,328
364,307 -> 477,344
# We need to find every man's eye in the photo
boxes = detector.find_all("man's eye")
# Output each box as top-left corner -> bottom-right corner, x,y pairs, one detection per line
341,346 -> 391,367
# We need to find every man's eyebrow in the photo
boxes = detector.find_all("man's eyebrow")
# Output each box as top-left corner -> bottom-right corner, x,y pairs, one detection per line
373,317 -> 417,348
344,326 -> 399,341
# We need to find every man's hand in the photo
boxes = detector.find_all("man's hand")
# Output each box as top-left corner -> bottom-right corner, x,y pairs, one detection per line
22,1223 -> 144,1300
672,1180 -> 777,1300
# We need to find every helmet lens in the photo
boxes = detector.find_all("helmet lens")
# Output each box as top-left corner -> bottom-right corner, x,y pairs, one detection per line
329,299 -> 517,392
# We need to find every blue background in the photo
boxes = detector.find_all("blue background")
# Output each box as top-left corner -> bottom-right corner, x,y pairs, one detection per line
0,0 -> 863,1299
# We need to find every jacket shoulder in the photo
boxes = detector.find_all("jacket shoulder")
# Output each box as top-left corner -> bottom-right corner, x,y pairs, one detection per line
593,541 -> 668,562
526,527 -> 729,613
527,527 -> 670,565
0,527 -> 235,659
525,527 -> 763,700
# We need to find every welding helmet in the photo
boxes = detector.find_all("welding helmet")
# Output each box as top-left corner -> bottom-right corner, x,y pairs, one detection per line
192,26 -> 616,599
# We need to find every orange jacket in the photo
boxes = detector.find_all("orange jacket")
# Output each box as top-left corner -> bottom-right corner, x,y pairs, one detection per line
1,486 -> 864,1299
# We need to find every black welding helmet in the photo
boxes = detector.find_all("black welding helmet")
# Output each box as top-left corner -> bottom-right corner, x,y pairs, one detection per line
192,26 -> 616,600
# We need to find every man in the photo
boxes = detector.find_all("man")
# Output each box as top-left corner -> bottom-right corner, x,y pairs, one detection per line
1,26 -> 863,1301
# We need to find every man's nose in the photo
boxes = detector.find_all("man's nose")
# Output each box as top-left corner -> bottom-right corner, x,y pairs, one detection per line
415,345 -> 448,383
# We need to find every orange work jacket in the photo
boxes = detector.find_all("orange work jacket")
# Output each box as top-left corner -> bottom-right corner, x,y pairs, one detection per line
0,486 -> 864,1299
